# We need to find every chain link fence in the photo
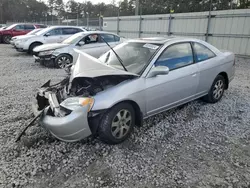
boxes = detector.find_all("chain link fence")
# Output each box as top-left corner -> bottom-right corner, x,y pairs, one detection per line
6,17 -> 103,31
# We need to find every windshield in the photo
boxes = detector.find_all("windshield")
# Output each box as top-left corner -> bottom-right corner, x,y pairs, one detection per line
35,27 -> 52,36
98,42 -> 161,75
27,28 -> 42,35
5,24 -> 16,30
62,32 -> 85,44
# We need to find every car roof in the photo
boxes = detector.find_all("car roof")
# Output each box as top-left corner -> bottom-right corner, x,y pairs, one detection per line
47,25 -> 83,29
73,31 -> 119,36
128,36 -> 198,44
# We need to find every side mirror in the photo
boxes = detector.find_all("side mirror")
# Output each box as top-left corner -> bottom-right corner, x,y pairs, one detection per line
147,66 -> 169,78
44,33 -> 51,37
78,41 -> 85,46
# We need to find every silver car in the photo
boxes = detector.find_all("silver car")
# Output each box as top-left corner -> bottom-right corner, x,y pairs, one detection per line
33,31 -> 124,68
32,37 -> 235,144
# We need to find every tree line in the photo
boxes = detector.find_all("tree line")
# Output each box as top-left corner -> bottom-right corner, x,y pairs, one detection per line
0,0 -> 249,23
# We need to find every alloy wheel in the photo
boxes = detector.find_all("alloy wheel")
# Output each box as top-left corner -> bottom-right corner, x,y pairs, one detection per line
57,56 -> 71,68
3,35 -> 11,44
213,80 -> 224,99
111,109 -> 132,139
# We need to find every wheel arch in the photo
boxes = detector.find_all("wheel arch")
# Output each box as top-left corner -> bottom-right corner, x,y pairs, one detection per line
218,72 -> 229,89
29,41 -> 43,51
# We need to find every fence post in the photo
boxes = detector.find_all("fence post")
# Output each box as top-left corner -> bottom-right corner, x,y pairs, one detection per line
205,12 -> 212,42
168,14 -> 172,36
138,16 -> 142,38
117,10 -> 120,35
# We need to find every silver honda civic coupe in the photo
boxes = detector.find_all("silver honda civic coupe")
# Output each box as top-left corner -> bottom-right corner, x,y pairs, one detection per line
32,37 -> 235,144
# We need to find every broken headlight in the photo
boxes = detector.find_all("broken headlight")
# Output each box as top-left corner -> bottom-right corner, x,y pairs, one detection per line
60,97 -> 94,111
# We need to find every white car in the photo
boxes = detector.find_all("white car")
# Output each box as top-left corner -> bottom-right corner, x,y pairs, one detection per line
10,28 -> 43,46
33,31 -> 125,68
14,26 -> 86,54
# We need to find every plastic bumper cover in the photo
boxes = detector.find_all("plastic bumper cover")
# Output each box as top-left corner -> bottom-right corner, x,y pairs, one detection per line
32,96 -> 92,142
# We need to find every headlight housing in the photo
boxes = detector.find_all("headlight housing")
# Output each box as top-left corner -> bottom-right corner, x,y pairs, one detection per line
60,97 -> 94,111
39,50 -> 54,56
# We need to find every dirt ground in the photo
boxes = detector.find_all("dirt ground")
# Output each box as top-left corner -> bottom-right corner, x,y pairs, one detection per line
0,44 -> 250,188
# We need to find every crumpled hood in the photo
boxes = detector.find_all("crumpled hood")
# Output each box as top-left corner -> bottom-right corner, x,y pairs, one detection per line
70,49 -> 138,81
33,43 -> 69,52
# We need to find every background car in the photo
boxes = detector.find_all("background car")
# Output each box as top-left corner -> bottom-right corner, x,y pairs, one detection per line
10,28 -> 43,46
14,26 -> 86,54
32,37 -> 235,144
33,31 -> 124,68
0,23 -> 46,44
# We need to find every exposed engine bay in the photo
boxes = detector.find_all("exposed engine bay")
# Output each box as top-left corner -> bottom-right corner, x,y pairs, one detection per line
36,75 -> 136,112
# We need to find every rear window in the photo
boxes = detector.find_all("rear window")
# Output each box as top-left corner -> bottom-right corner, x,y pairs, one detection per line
36,25 -> 47,28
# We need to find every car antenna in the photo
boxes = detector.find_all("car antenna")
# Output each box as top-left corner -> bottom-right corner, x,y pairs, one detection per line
100,36 -> 128,72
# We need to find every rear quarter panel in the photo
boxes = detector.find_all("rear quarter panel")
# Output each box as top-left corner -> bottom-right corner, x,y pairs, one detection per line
197,51 -> 235,94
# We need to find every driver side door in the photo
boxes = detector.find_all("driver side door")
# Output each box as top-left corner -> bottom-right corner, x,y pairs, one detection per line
145,42 -> 199,116
78,34 -> 104,58
12,25 -> 26,36
43,28 -> 64,43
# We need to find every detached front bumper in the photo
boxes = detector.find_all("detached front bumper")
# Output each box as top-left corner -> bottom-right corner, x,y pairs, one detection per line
32,92 -> 92,142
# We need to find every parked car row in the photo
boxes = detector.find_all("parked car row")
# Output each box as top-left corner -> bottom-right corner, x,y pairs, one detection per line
4,24 -> 124,68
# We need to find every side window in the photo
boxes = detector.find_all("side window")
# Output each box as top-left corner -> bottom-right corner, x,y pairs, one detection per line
25,25 -> 35,30
155,43 -> 194,71
14,25 -> 25,30
100,34 -> 115,43
84,34 -> 99,44
114,35 -> 120,42
193,42 -> 216,62
48,28 -> 62,36
62,28 -> 76,35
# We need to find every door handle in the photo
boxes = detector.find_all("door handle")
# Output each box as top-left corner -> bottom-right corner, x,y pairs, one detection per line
191,73 -> 197,77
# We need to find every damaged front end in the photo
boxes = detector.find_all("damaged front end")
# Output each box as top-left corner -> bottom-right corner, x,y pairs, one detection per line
31,74 -> 136,142
19,52 -> 138,142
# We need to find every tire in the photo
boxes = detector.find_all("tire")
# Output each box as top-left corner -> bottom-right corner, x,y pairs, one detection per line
203,75 -> 226,103
29,43 -> 42,55
98,103 -> 135,145
55,54 -> 73,69
3,35 -> 12,44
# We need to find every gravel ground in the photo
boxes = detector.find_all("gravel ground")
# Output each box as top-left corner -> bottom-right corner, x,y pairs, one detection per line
0,44 -> 250,188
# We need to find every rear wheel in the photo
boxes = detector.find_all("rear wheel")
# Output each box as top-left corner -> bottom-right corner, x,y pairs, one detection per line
55,54 -> 73,69
3,35 -> 12,44
98,103 -> 135,144
203,75 -> 226,103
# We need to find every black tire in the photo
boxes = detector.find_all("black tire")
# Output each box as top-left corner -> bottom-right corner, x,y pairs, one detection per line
55,54 -> 73,69
3,35 -> 12,44
28,43 -> 42,55
203,75 -> 226,103
98,103 -> 135,145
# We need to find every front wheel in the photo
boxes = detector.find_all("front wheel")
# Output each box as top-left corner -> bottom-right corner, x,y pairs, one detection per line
29,43 -> 42,55
55,54 -> 73,69
3,35 -> 12,44
203,75 -> 226,103
98,103 -> 135,144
